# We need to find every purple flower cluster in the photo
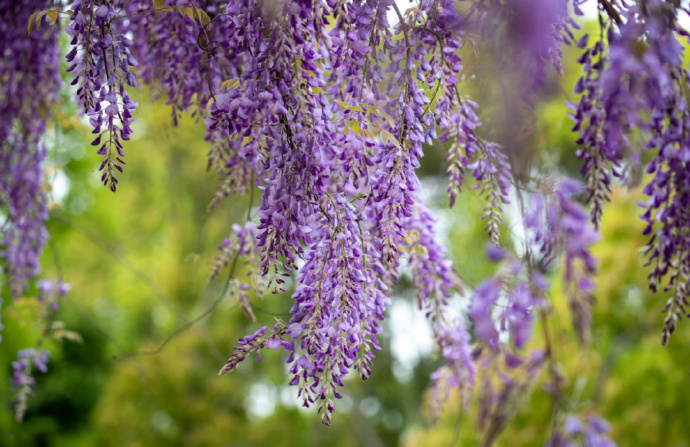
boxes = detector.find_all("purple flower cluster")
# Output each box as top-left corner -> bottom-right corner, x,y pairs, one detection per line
441,105 -> 511,244
571,28 -> 626,230
65,0 -> 139,191
37,279 -> 71,313
127,0 -> 234,125
210,0 -> 485,423
11,349 -> 50,390
11,348 -> 51,421
526,178 -> 598,344
572,0 -> 690,344
0,0 -> 60,340
471,0 -> 577,97
209,222 -> 258,282
14,0 -> 685,433
548,413 -> 617,447
468,255 -> 544,351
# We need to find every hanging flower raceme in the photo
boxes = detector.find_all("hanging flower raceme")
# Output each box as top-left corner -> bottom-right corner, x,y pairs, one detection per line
127,0 -> 235,125
65,0 -> 139,191
471,0 -> 577,97
0,0 -> 61,339
467,252 -> 544,351
547,413 -> 617,447
525,178 -> 599,344
11,348 -> 51,422
571,33 -> 621,229
212,0 -> 485,424
16,0 -> 690,437
572,0 -> 690,345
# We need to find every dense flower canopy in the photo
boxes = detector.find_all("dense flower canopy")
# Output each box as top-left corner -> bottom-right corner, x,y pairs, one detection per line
2,0 -> 689,443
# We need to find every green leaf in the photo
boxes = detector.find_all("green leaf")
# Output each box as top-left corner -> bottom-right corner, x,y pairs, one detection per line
221,79 -> 240,90
27,12 -> 38,35
381,112 -> 396,128
380,131 -> 401,149
335,101 -> 364,112
184,6 -> 210,24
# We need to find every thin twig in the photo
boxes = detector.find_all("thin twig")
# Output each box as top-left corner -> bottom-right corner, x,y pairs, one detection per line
598,0 -> 622,25
115,253 -> 240,361
52,212 -> 188,321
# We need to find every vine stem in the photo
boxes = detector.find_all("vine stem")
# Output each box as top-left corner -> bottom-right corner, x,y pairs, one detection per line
540,308 -> 562,437
598,0 -> 622,25
514,184 -> 562,437
115,252 -> 241,361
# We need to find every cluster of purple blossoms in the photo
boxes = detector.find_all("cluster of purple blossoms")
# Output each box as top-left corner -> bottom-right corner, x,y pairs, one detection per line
0,0 -> 61,340
468,249 -> 544,351
441,103 -> 512,245
525,178 -> 599,344
548,414 -> 616,447
37,279 -> 71,313
126,0 -> 235,125
471,0 -> 578,97
9,0 -> 688,437
571,0 -> 690,345
209,0 -> 488,424
65,0 -> 139,191
11,348 -> 51,421
571,32 -> 620,229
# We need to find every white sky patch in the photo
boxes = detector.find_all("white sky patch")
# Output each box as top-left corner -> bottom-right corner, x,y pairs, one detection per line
50,168 -> 70,204
389,298 -> 434,382
245,382 -> 278,419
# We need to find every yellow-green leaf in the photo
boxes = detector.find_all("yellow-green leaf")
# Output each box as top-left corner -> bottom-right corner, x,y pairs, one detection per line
381,131 -> 401,149
27,12 -> 38,34
185,6 -> 210,24
34,11 -> 46,30
335,100 -> 364,112
221,79 -> 240,90
346,120 -> 362,136
366,106 -> 380,116
382,112 -> 396,128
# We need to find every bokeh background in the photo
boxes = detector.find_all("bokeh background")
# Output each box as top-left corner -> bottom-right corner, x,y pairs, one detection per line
2,13 -> 690,447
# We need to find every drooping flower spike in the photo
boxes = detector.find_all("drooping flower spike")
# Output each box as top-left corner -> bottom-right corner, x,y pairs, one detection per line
7,0 -> 689,437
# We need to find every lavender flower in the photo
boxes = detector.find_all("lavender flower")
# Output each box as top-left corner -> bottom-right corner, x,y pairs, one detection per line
0,0 -> 60,338
526,178 -> 599,344
65,0 -> 139,191
11,348 -> 51,421
428,318 -> 475,425
548,413 -> 617,447
469,260 -> 543,351
210,0 -> 484,423
127,0 -> 235,124
571,0 -> 689,344
23,0 -> 690,430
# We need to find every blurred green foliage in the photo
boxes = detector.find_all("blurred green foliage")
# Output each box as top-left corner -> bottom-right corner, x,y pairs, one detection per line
2,19 -> 690,447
